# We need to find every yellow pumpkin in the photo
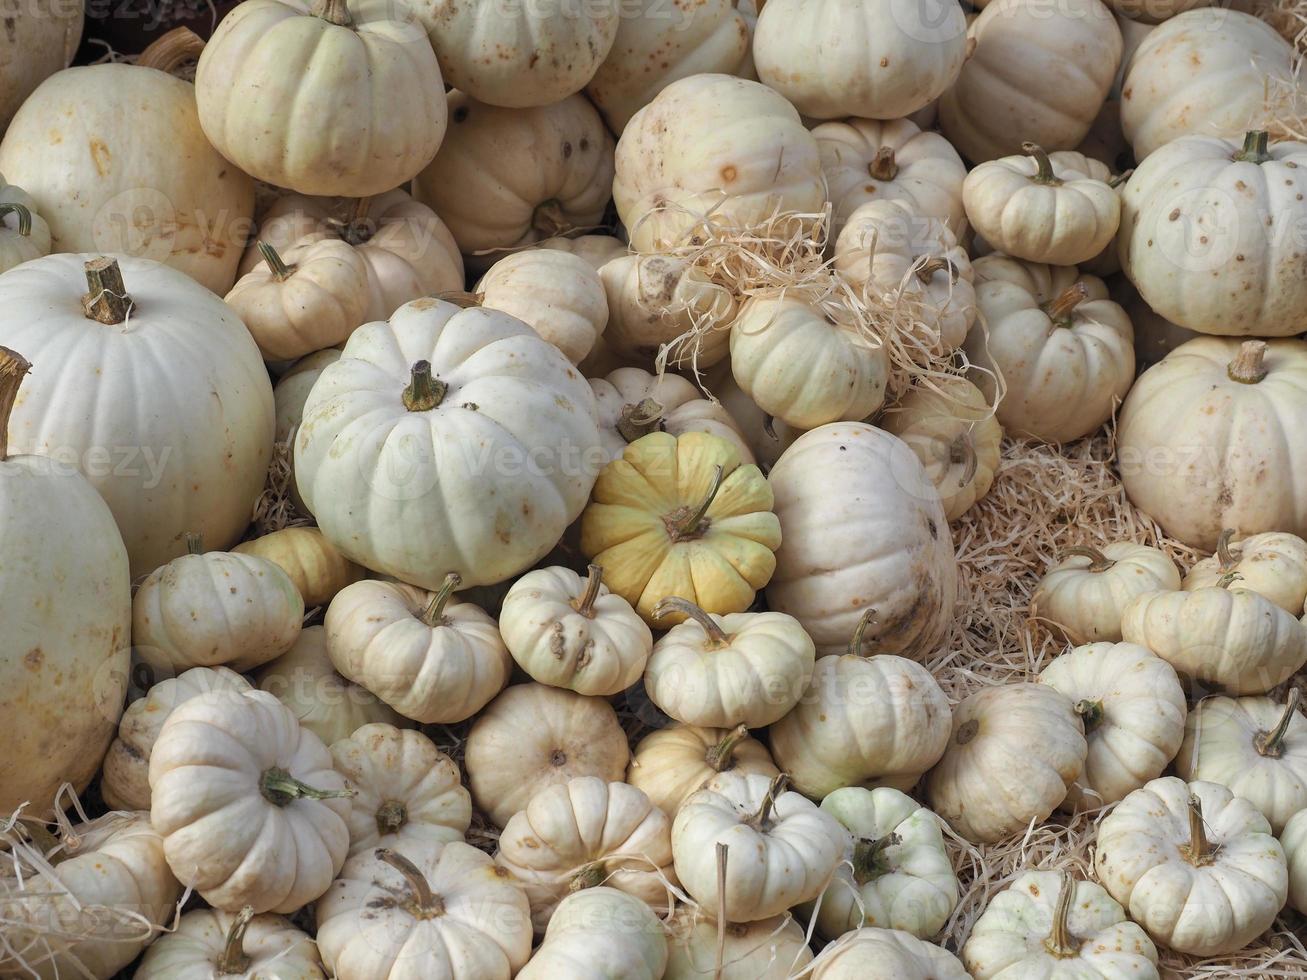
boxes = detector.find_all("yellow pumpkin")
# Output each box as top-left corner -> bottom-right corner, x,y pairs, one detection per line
234,527 -> 364,608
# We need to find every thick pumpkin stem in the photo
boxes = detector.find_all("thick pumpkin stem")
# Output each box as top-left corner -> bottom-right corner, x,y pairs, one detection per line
569,861 -> 607,891
573,564 -> 605,618
532,199 -> 569,237
1180,795 -> 1216,866
1043,871 -> 1079,959
184,532 -> 204,556
137,26 -> 205,73
1074,698 -> 1105,733
215,906 -> 255,976
0,347 -> 31,462
375,799 -> 408,836
851,833 -> 902,885
403,361 -> 448,412
848,608 -> 877,657
83,257 -> 135,325
1214,529 -> 1240,571
868,146 -> 899,182
1255,688 -> 1300,758
749,774 -> 789,829
0,203 -> 32,237
1227,340 -> 1268,384
654,596 -> 730,646
258,241 -> 296,282
617,398 -> 665,442
667,464 -> 725,541
915,256 -> 958,285
1063,545 -> 1114,573
1234,130 -> 1272,165
259,768 -> 354,807
311,0 -> 354,27
704,724 -> 750,772
1043,282 -> 1088,326
1022,142 -> 1062,185
421,572 -> 462,627
377,848 -> 445,917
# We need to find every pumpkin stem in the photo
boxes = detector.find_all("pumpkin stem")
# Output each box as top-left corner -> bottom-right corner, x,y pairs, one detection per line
259,767 -> 354,807
762,415 -> 779,442
434,290 -> 483,309
573,564 -> 605,618
376,847 -> 445,917
0,347 -> 31,462
868,146 -> 899,182
1043,871 -> 1079,959
569,860 -> 608,891
704,724 -> 750,772
1042,282 -> 1088,326
848,608 -> 877,657
1022,142 -> 1062,185
0,203 -> 33,237
1074,698 -> 1105,733
947,433 -> 978,488
310,0 -> 353,27
1108,169 -> 1134,189
1214,529 -> 1240,571
82,257 -> 135,326
749,773 -> 789,829
714,842 -> 729,980
653,596 -> 730,646
421,572 -> 462,627
617,397 -> 665,443
1062,545 -> 1114,573
333,196 -> 375,246
1227,340 -> 1268,384
851,833 -> 902,885
667,464 -> 725,541
184,532 -> 204,556
532,199 -> 569,237
136,26 -> 205,73
215,906 -> 255,976
1180,794 -> 1217,866
1217,570 -> 1244,589
1234,130 -> 1272,165
914,256 -> 958,285
375,799 -> 408,836
1255,687 -> 1300,758
257,240 -> 296,282
403,360 -> 448,412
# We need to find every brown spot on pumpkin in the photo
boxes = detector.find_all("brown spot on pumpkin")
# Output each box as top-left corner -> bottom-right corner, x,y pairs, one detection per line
23,648 -> 42,670
562,141 -> 573,158
492,865 -> 512,878
1168,209 -> 1181,221
1029,882 -> 1040,897
721,165 -> 737,182
549,749 -> 567,766
879,56 -> 889,67
88,139 -> 111,177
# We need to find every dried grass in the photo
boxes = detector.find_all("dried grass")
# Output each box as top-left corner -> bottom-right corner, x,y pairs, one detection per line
249,441 -> 313,538
1257,0 -> 1307,53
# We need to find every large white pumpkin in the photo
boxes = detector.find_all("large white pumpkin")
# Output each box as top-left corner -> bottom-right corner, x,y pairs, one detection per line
0,2 -> 81,132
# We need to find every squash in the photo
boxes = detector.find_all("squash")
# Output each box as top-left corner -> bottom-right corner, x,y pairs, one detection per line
274,350 -> 342,446
324,576 -> 511,724
317,842 -> 534,979
102,666 -> 252,812
627,723 -> 779,818
664,907 -> 812,979
769,614 -> 953,798
414,93 -> 615,271
814,117 -> 967,233
671,772 -> 846,921
808,786 -> 958,941
136,906 -> 324,979
329,723 -> 471,858
591,368 -> 751,465
1118,339 -> 1307,550
465,683 -> 630,828
644,598 -> 815,728
475,249 -> 608,364
939,0 -> 1123,163
1038,642 -> 1186,808
0,255 -> 274,578
965,257 -> 1134,444
580,431 -> 781,625
517,887 -> 668,980
879,378 -> 1001,522
926,683 -> 1087,843
0,176 -> 51,275
496,777 -> 675,931
962,144 -> 1120,266
1120,583 -> 1307,694
613,74 -> 826,252
296,297 -> 603,590
753,0 -> 968,120
196,0 -> 445,197
1094,776 -> 1287,955
1282,808 -> 1307,914
1175,691 -> 1307,833
767,422 -> 957,658
1184,530 -> 1307,615
532,234 -> 628,270
133,535 -> 304,675
1120,132 -> 1307,336
808,927 -> 970,979
0,1 -> 80,132
0,39 -> 254,294
1030,542 -> 1181,643
962,870 -> 1159,979
234,527 -> 364,609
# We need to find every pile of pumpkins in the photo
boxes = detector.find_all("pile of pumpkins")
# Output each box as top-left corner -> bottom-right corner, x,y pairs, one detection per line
2,0 -> 1307,976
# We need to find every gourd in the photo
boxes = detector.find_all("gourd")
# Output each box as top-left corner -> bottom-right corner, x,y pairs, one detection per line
475,249 -> 608,364
234,527 -> 364,609
813,117 -> 967,233
807,927 -> 970,979
295,298 -> 603,589
101,666 -> 252,812
580,431 -> 782,625
414,93 -> 615,271
879,378 -> 1002,522
1120,584 -> 1307,694
1118,339 -> 1307,549
0,36 -> 254,294
0,347 -> 132,814
808,787 -> 958,940
1282,808 -> 1307,914
195,0 -> 446,197
939,0 -> 1123,163
329,723 -> 471,858
495,777 -> 675,931
465,683 -> 630,828
0,255 -> 274,578
613,74 -> 826,252
753,0 -> 968,120
965,257 -> 1134,444
1038,642 -> 1186,808
517,887 -> 668,980
1120,132 -> 1307,335
0,1 -> 81,131
0,176 -> 51,274
767,422 -> 957,658
671,772 -> 846,921
591,368 -> 752,464
962,870 -> 1159,979
1174,691 -> 1307,833
135,906 -> 324,979
1030,542 -> 1181,643
1184,530 -> 1307,615
664,907 -> 812,979
962,144 -> 1121,266
627,723 -> 779,818
643,598 -> 815,728
926,683 -> 1088,843
133,535 -> 304,675
324,576 -> 511,724
1094,776 -> 1287,955
316,842 -> 533,979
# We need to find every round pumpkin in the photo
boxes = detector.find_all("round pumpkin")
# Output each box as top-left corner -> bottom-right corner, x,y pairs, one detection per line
517,887 -> 668,980
664,906 -> 813,979
627,723 -> 779,818
808,927 -> 970,979
1030,542 -> 1181,643
274,350 -> 342,446
531,234 -> 628,270
1185,530 -> 1307,615
591,367 -> 751,464
476,249 -> 608,364
136,906 -> 325,980
0,1 -> 80,132
1282,808 -> 1307,915
234,527 -> 363,610
0,175 -> 51,275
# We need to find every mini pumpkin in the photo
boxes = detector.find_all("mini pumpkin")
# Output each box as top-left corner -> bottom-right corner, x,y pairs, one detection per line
663,906 -> 812,979
1282,808 -> 1307,914
1183,530 -> 1307,615
808,927 -> 970,979
627,723 -> 779,819
135,906 -> 325,980
591,368 -> 751,464
234,527 -> 364,610
0,175 -> 50,274
1030,542 -> 1181,643
475,249 -> 609,364
517,886 -> 668,980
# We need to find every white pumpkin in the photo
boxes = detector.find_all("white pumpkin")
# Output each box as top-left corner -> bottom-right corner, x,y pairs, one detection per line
517,887 -> 668,980
591,367 -> 751,464
295,298 -> 603,590
1282,807 -> 1307,914
1038,642 -> 1187,808
0,2 -> 80,131
0,176 -> 51,274
274,350 -> 342,446
1094,776 -> 1287,955
476,249 -> 609,364
663,907 -> 813,979
627,723 -> 779,819
711,368 -> 803,472
808,927 -> 970,979
1030,542 -> 1181,643
135,906 -> 324,980
531,234 -> 628,270
1184,531 -> 1307,615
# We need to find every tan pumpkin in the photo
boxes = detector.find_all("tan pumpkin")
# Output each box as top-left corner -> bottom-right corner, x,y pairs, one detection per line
0,1 -> 80,132
1030,542 -> 1181,643
475,249 -> 609,364
234,527 -> 363,609
627,723 -> 779,818
809,927 -> 970,979
1184,530 -> 1307,615
664,907 -> 813,979
0,175 -> 51,275
517,886 -> 667,980
531,234 -> 628,270
135,906 -> 324,980
591,368 -> 752,465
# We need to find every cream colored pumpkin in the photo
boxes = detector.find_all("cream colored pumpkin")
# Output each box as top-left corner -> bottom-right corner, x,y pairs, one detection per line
324,576 -> 511,724
644,599 -> 815,728
136,907 -> 324,980
0,2 -> 80,132
234,527 -> 364,609
149,688 -> 351,913
965,257 -> 1134,444
809,927 -> 970,979
102,666 -> 252,813
1038,642 -> 1187,808
664,907 -> 812,979
880,378 -> 1001,522
0,175 -> 51,274
317,842 -> 534,979
274,350 -> 342,446
711,369 -> 802,471
475,249 -> 608,364
465,683 -> 630,828
939,0 -> 1123,163
1282,807 -> 1307,914
517,887 -> 668,980
415,93 -> 615,270
926,683 -> 1087,843
613,74 -> 826,252
1184,531 -> 1307,615
1031,542 -> 1181,643
329,723 -> 471,858
767,422 -> 957,658
1095,776 -> 1287,955
532,234 -> 628,270
627,723 -> 779,818
591,368 -> 751,464
1121,584 -> 1307,695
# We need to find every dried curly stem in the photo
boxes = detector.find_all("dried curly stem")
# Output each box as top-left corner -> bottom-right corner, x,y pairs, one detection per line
137,26 -> 205,73
421,572 -> 462,627
260,768 -> 354,807
848,608 -> 877,657
667,465 -> 725,540
311,0 -> 353,27
1043,282 -> 1089,325
1022,142 -> 1062,185
377,847 -> 445,916
1043,871 -> 1079,958
215,907 -> 255,975
1214,529 -> 1241,571
1062,545 -> 1115,573
748,774 -> 789,829
654,596 -> 730,646
0,203 -> 32,237
258,241 -> 295,282
574,564 -> 604,618
704,724 -> 750,772
1255,688 -> 1300,758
